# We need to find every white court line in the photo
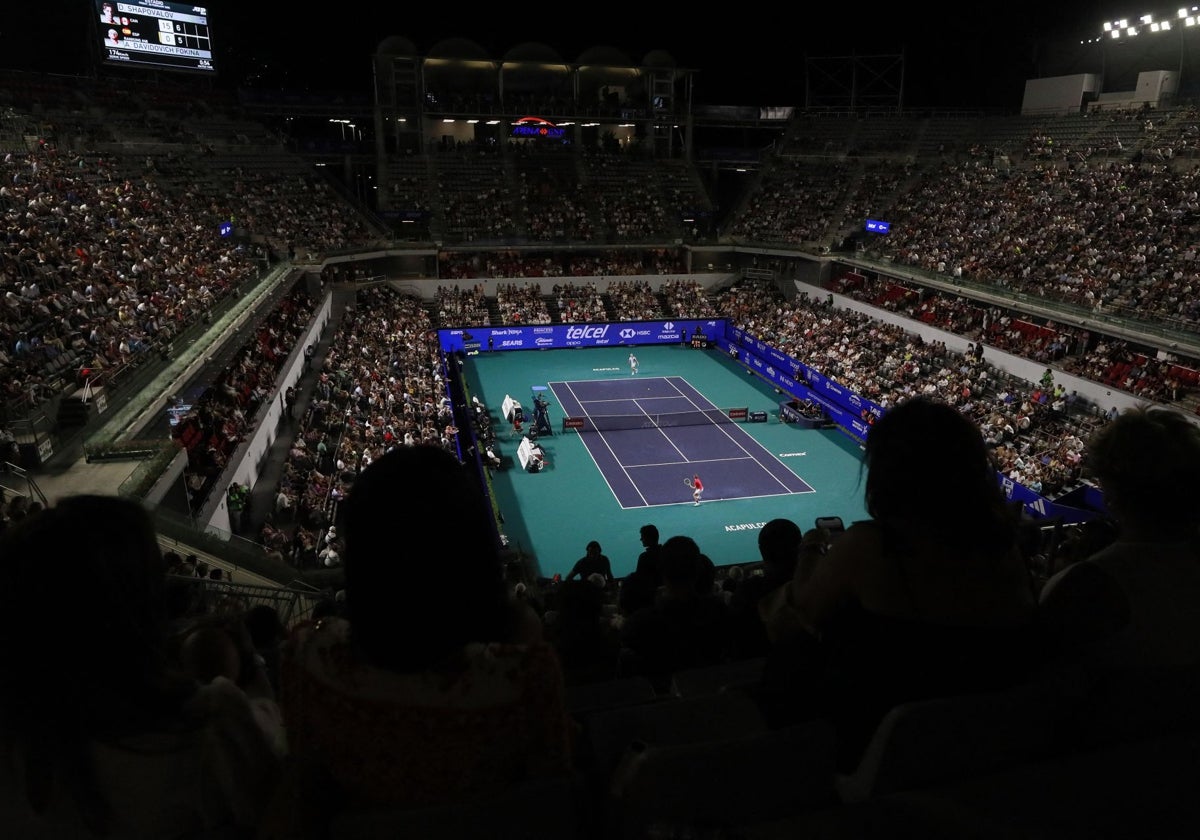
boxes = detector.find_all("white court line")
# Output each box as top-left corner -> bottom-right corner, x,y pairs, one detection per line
667,376 -> 802,494
554,381 -> 650,507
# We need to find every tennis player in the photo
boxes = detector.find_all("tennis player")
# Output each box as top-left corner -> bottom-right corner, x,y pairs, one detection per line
691,474 -> 704,505
629,352 -> 639,375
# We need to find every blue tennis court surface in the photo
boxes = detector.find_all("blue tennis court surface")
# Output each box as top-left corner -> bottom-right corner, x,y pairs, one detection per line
550,376 -> 814,508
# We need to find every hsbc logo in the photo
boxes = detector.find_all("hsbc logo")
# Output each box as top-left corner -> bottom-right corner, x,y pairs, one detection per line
566,325 -> 610,340
619,328 -> 636,339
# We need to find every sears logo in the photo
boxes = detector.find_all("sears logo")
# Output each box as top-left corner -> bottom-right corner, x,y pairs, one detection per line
500,340 -> 524,348
535,337 -> 555,346
565,325 -> 609,340
619,328 -> 637,340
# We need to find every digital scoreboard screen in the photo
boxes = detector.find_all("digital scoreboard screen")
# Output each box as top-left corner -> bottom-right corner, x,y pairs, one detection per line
95,1 -> 216,75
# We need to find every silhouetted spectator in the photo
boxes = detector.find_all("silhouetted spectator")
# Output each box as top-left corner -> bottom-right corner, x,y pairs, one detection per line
759,396 -> 1043,770
0,495 -> 281,836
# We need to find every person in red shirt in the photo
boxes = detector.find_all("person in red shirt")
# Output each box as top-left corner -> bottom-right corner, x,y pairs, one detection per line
691,474 -> 704,505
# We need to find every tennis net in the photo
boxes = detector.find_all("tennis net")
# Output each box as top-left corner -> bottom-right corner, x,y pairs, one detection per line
563,407 -> 747,432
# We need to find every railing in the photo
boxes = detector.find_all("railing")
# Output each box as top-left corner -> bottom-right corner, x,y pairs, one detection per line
163,574 -> 325,629
0,461 -> 48,507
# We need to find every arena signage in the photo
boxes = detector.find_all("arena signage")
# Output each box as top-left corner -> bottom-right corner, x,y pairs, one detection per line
437,320 -> 721,353
511,116 -> 566,139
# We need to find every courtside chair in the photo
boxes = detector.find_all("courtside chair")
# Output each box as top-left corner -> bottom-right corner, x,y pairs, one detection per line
607,718 -> 839,840
584,689 -> 768,797
834,679 -> 1065,804
669,656 -> 766,698
326,772 -> 584,840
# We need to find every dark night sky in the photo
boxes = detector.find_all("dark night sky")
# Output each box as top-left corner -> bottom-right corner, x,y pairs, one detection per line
2,2 -> 1150,109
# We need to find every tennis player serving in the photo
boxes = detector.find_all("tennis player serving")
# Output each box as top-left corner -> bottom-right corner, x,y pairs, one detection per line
684,474 -> 704,505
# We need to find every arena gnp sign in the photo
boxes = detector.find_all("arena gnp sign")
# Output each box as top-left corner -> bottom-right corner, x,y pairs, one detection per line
511,116 -> 566,140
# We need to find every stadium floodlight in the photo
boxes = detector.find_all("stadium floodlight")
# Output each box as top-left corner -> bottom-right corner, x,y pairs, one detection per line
486,120 -> 501,125
442,118 -> 455,123
467,119 -> 479,124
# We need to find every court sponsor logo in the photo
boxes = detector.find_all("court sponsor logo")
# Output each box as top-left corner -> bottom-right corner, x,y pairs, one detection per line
500,339 -> 524,347
619,328 -> 637,339
724,522 -> 768,532
664,322 -> 675,331
595,366 -> 620,371
535,337 -> 555,346
533,327 -> 554,334
779,452 -> 807,457
566,325 -> 610,339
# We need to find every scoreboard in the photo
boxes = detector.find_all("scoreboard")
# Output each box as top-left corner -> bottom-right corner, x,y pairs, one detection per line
96,1 -> 216,75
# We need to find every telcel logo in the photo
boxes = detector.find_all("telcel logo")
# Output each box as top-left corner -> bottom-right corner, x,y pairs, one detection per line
565,325 -> 609,340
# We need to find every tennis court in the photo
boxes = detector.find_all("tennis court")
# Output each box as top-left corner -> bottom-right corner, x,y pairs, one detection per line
550,376 -> 814,508
463,344 -> 869,578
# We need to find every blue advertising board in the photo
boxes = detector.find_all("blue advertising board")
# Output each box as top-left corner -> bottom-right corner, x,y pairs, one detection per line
438,319 -> 724,354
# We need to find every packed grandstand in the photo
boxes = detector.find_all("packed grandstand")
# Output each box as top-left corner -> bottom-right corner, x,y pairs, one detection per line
1,35 -> 1199,837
